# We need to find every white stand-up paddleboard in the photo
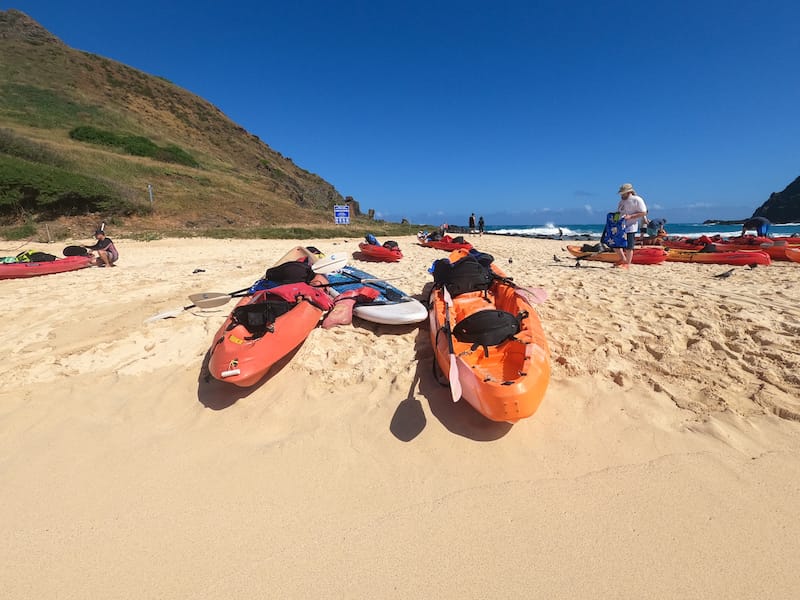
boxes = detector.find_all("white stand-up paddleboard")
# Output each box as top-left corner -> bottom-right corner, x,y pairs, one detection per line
325,265 -> 427,325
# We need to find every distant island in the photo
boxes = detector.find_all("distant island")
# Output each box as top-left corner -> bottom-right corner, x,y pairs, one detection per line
702,219 -> 746,225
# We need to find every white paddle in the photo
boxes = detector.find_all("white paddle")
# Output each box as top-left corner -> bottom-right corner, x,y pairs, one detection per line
144,286 -> 252,323
442,286 -> 463,402
143,274 -> 404,323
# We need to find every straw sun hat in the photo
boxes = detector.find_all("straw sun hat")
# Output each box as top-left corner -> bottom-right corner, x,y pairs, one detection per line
618,183 -> 636,195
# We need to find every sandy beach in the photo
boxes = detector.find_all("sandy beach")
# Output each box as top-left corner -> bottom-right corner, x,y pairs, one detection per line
2,233 -> 800,599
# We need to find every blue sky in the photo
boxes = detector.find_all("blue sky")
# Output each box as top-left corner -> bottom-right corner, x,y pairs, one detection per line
6,0 -> 800,225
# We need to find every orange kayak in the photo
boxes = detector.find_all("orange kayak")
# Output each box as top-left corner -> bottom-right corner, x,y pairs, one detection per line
208,286 -> 325,387
786,247 -> 800,263
429,256 -> 550,423
664,248 -> 771,266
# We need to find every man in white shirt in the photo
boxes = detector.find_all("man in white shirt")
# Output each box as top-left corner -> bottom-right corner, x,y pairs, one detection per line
615,183 -> 648,268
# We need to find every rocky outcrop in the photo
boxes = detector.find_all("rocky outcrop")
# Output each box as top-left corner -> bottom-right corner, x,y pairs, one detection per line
752,176 -> 800,224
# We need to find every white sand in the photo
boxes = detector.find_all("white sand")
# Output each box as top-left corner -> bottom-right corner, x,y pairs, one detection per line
2,234 -> 800,599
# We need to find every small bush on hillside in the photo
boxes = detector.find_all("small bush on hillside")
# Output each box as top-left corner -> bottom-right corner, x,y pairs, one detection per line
0,155 -> 140,221
0,128 -> 65,166
69,126 -> 199,167
0,84 -> 103,129
1,220 -> 37,240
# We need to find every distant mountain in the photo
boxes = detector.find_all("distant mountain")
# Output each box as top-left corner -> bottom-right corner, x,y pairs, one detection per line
752,175 -> 800,224
0,9 -> 354,232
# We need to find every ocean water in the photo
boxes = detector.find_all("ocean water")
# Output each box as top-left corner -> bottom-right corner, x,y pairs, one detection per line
487,222 -> 800,239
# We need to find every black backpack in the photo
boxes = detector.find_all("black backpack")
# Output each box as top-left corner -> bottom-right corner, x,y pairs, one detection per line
432,255 -> 492,297
230,298 -> 293,338
22,251 -> 57,262
383,240 -> 399,250
452,309 -> 526,356
264,261 -> 315,284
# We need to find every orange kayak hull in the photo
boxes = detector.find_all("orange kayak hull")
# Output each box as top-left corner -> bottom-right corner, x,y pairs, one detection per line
665,248 -> 771,266
786,247 -> 800,263
208,291 -> 323,387
428,282 -> 550,423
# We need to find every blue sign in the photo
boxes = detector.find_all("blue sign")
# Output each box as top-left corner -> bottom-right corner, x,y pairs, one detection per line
334,204 -> 350,225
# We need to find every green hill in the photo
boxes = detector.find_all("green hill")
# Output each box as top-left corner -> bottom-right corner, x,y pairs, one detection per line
0,9 -> 400,240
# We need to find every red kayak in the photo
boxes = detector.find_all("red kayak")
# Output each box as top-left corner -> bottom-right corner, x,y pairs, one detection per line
357,242 -> 402,262
663,236 -> 792,261
0,255 -> 93,279
566,245 -> 667,264
419,240 -> 473,251
207,283 -> 331,387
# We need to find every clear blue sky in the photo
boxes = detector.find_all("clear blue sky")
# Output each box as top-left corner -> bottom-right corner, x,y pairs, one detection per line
6,0 -> 800,225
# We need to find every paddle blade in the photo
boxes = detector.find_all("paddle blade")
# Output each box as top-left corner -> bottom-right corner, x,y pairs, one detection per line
312,253 -> 348,274
187,292 -> 235,308
442,286 -> 462,402
143,308 -> 184,323
449,354 -> 462,402
516,286 -> 548,305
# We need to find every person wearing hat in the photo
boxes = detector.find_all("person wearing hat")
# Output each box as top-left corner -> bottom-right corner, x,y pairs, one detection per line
615,183 -> 648,268
83,229 -> 119,267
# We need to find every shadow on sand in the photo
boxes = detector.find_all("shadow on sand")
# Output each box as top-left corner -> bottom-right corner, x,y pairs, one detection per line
389,283 -> 513,442
196,344 -> 304,411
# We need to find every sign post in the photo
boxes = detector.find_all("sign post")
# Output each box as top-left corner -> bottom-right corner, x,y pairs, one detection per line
333,204 -> 350,225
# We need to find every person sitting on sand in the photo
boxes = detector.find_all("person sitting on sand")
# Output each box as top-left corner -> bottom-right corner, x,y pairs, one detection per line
83,229 -> 119,267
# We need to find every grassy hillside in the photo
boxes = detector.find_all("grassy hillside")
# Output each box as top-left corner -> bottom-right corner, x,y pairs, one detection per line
0,9 -> 407,240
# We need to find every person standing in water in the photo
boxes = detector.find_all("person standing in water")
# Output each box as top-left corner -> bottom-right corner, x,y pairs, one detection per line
614,183 -> 647,268
478,215 -> 485,236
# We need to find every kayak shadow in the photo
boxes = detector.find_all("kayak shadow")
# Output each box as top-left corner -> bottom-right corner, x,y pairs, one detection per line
390,285 -> 513,442
196,344 -> 303,410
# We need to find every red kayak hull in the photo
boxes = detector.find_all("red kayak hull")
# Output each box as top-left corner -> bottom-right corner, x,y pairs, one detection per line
208,291 -> 323,387
419,240 -> 473,252
0,256 -> 93,279
357,242 -> 402,262
566,245 -> 667,264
